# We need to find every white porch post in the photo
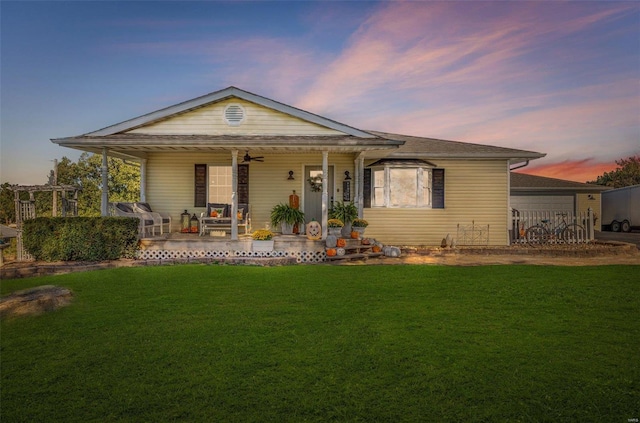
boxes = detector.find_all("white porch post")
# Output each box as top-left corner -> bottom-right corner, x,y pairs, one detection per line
231,150 -> 239,240
356,154 -> 365,218
140,158 -> 147,202
101,148 -> 109,216
321,150 -> 329,239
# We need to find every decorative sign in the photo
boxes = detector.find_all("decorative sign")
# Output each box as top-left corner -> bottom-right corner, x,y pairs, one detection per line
343,180 -> 351,201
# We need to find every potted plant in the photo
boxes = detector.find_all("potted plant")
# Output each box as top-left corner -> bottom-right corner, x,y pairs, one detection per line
270,203 -> 305,235
252,228 -> 275,252
327,218 -> 344,237
350,218 -> 368,239
329,201 -> 358,237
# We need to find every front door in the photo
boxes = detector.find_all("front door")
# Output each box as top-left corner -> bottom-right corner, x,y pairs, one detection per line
304,165 -> 334,223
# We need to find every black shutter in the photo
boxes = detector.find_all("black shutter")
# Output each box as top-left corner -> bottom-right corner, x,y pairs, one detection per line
238,164 -> 249,204
363,168 -> 371,208
432,168 -> 445,209
194,164 -> 207,207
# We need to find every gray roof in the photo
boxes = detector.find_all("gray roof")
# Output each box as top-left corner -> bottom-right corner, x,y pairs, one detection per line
51,86 -> 546,163
510,172 -> 609,192
367,131 -> 545,161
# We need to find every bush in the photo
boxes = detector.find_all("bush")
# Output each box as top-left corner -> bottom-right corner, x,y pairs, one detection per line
22,217 -> 139,261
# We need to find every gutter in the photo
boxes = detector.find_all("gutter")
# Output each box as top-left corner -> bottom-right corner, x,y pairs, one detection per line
509,160 -> 529,171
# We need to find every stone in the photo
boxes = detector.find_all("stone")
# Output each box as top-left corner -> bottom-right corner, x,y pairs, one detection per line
0,285 -> 73,318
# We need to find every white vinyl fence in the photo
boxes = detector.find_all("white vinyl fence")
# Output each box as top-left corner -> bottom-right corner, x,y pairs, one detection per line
511,208 -> 595,245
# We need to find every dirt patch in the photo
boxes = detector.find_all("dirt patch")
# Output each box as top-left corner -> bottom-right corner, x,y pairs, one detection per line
0,285 -> 73,319
341,241 -> 640,266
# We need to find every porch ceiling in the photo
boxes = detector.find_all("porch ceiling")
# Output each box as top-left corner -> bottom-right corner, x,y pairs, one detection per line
51,134 -> 404,160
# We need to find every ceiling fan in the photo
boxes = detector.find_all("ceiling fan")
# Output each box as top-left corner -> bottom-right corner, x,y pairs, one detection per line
242,151 -> 264,163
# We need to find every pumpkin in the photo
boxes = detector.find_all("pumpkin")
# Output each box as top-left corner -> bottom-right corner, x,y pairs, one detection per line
326,248 -> 337,257
372,245 -> 382,253
351,231 -> 359,239
336,238 -> 346,248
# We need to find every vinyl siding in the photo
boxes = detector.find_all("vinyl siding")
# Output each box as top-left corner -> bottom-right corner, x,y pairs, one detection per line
146,151 -> 356,232
147,154 -> 511,245
363,160 -> 510,246
129,98 -> 345,136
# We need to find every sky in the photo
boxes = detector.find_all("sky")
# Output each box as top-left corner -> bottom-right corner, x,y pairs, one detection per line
1,0 -> 638,185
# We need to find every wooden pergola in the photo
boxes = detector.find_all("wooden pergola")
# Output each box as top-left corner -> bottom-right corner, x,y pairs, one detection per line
9,184 -> 82,261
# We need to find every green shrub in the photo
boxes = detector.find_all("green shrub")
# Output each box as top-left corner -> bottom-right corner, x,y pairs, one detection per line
22,217 -> 139,261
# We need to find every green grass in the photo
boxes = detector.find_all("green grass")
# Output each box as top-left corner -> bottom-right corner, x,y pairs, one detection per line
1,265 -> 638,422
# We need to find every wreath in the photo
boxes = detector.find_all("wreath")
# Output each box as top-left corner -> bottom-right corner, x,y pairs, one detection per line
307,175 -> 323,192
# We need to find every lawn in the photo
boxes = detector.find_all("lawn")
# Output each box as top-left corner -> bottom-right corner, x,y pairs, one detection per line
1,264 -> 638,422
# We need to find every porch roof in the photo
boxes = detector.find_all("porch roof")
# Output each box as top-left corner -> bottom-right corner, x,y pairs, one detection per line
51,133 -> 404,160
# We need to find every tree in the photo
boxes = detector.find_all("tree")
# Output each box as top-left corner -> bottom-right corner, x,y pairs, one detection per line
0,183 -> 15,224
54,153 -> 140,216
0,153 -> 140,223
588,155 -> 640,188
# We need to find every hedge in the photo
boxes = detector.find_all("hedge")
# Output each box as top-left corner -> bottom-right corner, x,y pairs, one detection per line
22,217 -> 139,261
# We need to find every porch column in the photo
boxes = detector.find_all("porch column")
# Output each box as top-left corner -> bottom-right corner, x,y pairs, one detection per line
140,158 -> 147,202
321,150 -> 329,239
101,148 -> 109,216
357,154 -> 365,218
231,150 -> 239,240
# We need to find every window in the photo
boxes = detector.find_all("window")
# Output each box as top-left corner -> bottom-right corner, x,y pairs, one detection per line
208,166 -> 232,203
367,160 -> 443,209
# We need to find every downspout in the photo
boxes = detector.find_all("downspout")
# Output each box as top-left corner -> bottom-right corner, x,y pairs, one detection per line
507,160 -> 529,245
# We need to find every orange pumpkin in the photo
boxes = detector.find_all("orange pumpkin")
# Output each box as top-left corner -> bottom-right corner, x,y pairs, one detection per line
372,245 -> 382,253
326,248 -> 337,257
350,231 -> 359,239
336,238 -> 346,248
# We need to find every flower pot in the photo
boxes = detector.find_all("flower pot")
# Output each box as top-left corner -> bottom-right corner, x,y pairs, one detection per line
341,222 -> 352,238
281,222 -> 294,235
328,227 -> 342,237
252,240 -> 274,252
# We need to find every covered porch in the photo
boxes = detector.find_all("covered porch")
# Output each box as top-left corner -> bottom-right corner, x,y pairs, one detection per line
50,87 -> 402,242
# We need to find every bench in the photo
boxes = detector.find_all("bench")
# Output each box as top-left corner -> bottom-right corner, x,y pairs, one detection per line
199,203 -> 251,236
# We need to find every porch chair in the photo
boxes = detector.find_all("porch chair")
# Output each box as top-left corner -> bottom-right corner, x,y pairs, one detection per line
112,202 -> 161,237
237,203 -> 251,234
133,202 -> 172,234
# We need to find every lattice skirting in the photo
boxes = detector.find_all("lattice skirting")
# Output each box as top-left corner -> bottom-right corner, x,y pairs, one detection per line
137,249 -> 327,263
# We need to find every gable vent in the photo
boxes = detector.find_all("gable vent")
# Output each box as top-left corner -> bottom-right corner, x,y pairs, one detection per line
224,104 -> 245,126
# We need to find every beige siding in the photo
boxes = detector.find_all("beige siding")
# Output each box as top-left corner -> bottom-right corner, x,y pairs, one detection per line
146,151 -> 355,232
576,193 -> 602,231
363,160 -> 510,246
147,154 -> 511,245
129,99 -> 345,136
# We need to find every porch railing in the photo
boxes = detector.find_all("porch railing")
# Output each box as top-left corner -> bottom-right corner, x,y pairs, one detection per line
511,208 -> 595,245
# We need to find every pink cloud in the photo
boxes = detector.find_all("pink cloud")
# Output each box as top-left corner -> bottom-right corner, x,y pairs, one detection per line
516,159 -> 619,183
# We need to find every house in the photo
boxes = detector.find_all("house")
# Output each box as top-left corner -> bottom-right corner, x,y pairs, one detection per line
510,172 -> 607,230
52,86 -> 545,246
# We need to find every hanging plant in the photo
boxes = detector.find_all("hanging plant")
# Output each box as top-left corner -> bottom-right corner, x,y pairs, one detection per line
307,175 -> 322,192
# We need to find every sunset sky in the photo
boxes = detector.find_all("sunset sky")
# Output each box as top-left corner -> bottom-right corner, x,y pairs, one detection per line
1,1 -> 638,184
